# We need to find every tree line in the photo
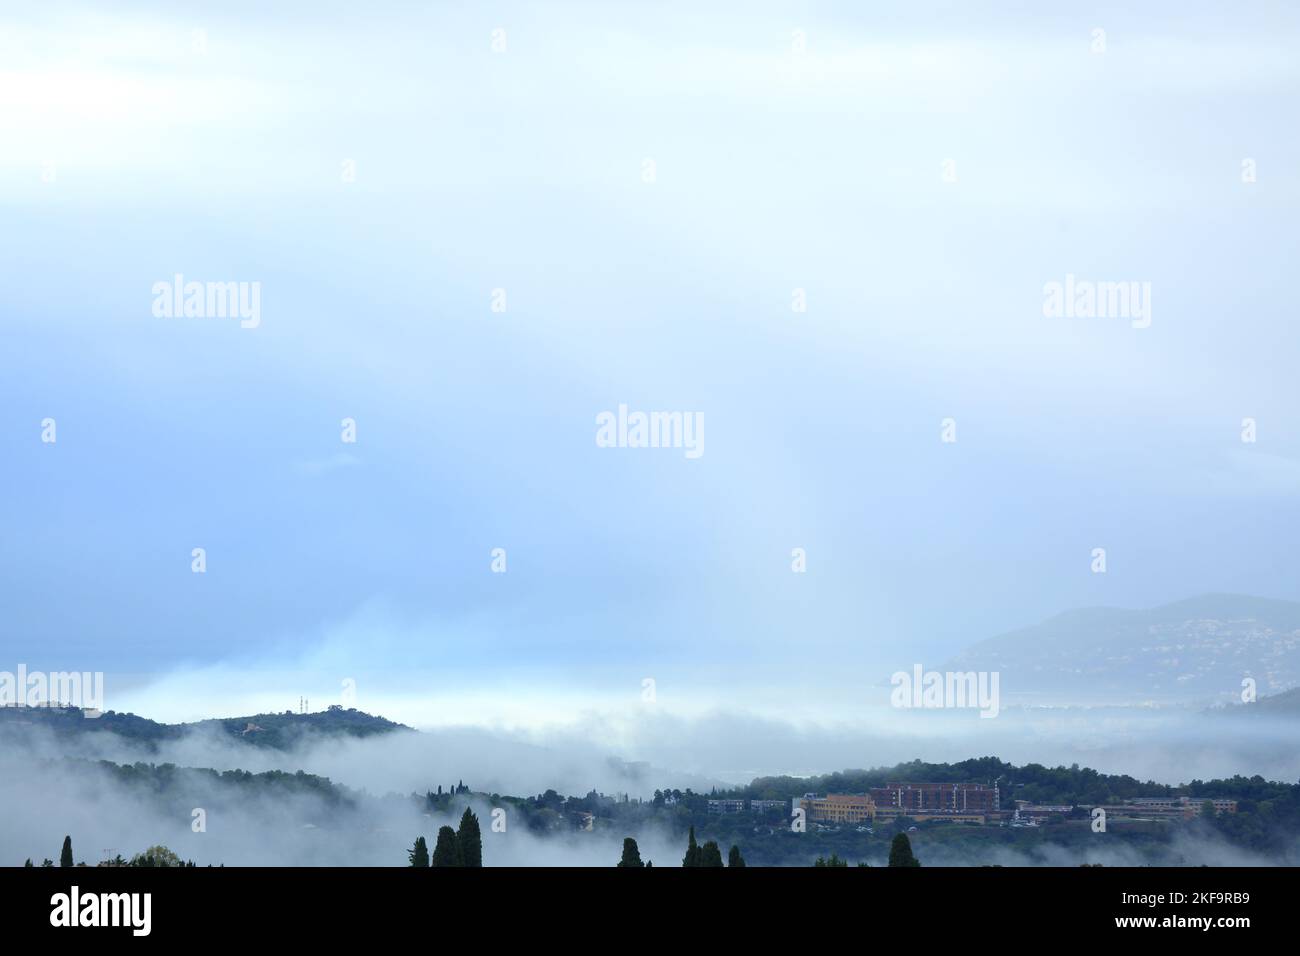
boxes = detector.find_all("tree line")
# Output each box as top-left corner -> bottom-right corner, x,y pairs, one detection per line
23,835 -> 198,868
613,827 -> 920,867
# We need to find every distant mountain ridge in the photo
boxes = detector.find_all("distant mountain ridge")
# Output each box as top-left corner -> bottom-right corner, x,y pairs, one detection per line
0,705 -> 409,750
943,594 -> 1300,704
1209,685 -> 1300,717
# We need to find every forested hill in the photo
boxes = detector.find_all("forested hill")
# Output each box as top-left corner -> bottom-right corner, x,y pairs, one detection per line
724,756 -> 1291,808
0,705 -> 409,750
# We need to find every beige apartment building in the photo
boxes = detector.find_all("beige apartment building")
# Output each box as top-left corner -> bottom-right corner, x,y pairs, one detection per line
799,793 -> 876,824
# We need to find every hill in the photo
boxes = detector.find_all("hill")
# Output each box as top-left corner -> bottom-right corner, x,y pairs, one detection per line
942,593 -> 1300,704
1209,685 -> 1300,717
0,704 -> 409,750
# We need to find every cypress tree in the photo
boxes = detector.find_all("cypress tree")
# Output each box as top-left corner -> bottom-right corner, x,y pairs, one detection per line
682,826 -> 701,867
699,840 -> 724,867
431,825 -> 462,867
888,832 -> 921,867
727,844 -> 745,867
457,807 -> 483,867
59,836 -> 73,868
407,836 -> 429,867
617,837 -> 644,867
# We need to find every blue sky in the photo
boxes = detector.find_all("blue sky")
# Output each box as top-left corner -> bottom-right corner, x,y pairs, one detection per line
2,2 -> 1300,727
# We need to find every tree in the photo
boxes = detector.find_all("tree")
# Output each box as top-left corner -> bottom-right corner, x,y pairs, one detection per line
617,837 -> 644,867
129,846 -> 182,868
815,854 -> 848,867
1201,800 -> 1217,820
408,836 -> 429,867
699,841 -> 724,867
457,808 -> 483,867
59,836 -> 73,868
682,826 -> 701,867
728,845 -> 746,868
431,826 -> 462,867
888,832 -> 920,867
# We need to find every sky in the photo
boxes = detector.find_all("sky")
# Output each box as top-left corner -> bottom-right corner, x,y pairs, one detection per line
2,2 -> 1300,737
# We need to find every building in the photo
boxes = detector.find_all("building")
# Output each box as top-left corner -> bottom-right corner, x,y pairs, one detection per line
870,782 -> 1000,817
1129,796 -> 1237,814
1108,796 -> 1238,820
1013,802 -> 1075,821
749,799 -> 788,814
707,799 -> 746,815
1096,802 -> 1188,821
799,793 -> 876,824
1127,797 -> 1185,810
1196,798 -> 1238,815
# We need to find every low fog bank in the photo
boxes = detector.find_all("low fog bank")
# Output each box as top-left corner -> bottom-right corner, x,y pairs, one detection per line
548,705 -> 1300,788
6,702 -> 1299,797
95,640 -> 1300,791
4,702 -> 1297,867
0,720 -> 721,799
0,738 -> 681,867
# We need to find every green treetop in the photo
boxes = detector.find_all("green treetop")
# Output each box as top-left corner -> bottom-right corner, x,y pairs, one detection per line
888,832 -> 921,867
457,808 -> 483,867
431,826 -> 462,867
617,837 -> 645,867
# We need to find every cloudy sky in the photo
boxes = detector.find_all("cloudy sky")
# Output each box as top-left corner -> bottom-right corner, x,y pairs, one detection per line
2,2 -> 1299,735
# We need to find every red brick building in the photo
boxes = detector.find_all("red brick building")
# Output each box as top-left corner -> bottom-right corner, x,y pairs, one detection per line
870,782 -> 1000,815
